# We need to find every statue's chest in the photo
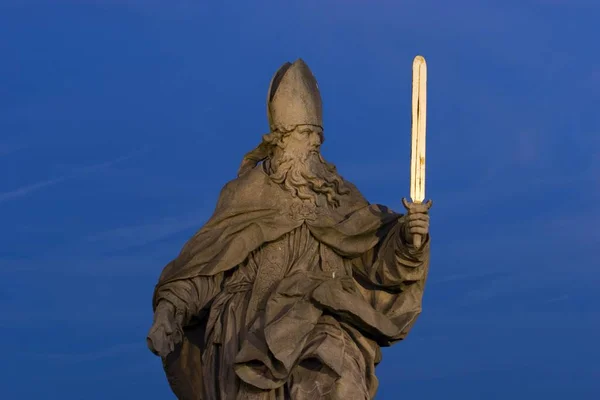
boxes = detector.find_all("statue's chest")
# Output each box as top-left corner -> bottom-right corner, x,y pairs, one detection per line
245,237 -> 302,322
244,227 -> 347,324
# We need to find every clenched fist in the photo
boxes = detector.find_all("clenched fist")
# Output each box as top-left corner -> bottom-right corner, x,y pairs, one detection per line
147,301 -> 183,358
401,198 -> 432,247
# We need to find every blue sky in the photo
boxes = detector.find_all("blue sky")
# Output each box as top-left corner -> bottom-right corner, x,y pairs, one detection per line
1,0 -> 598,398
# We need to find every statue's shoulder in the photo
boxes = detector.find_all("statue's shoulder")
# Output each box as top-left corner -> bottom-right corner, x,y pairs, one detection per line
339,176 -> 370,207
341,177 -> 364,196
336,176 -> 402,218
215,165 -> 274,208
222,165 -> 269,192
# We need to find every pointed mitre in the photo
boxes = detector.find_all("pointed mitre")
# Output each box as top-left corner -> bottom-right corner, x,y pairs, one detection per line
267,59 -> 323,131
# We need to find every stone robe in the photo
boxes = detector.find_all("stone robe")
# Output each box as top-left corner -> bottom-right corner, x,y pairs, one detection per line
152,165 -> 430,400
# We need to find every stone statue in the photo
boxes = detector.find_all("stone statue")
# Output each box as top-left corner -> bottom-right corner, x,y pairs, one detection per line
147,59 -> 431,400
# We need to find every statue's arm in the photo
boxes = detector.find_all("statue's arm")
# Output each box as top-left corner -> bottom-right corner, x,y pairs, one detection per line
349,218 -> 430,342
390,216 -> 430,283
154,274 -> 224,327
355,217 -> 429,289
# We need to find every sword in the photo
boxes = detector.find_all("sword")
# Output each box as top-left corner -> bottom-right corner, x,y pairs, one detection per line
402,55 -> 432,248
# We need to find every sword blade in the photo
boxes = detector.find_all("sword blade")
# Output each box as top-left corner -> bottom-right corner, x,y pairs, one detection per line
410,55 -> 427,203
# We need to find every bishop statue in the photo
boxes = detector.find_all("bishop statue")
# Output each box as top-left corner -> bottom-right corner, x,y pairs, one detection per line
147,59 -> 432,400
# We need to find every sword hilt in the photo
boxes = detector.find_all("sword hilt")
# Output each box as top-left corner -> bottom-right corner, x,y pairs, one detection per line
402,198 -> 433,248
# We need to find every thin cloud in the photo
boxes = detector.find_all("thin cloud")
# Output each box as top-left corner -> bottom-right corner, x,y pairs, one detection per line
84,211 -> 208,252
15,0 -> 209,18
436,165 -> 597,219
0,143 -> 27,157
0,147 -> 148,204
381,309 -> 600,382
531,0 -> 599,5
545,294 -> 569,303
0,309 -> 148,327
429,270 -> 509,285
429,206 -> 600,308
25,342 -> 142,363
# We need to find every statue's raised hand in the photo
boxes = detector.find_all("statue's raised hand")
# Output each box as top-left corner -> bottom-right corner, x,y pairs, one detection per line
401,198 -> 432,248
147,301 -> 183,358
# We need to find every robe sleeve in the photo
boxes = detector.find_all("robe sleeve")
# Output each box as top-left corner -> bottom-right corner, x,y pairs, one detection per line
351,216 -> 430,343
354,216 -> 429,288
154,274 -> 225,327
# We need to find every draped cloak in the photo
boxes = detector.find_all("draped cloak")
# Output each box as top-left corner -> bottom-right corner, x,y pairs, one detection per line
152,165 -> 430,399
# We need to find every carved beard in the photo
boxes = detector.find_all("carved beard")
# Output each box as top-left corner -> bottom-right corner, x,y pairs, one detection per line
269,148 -> 349,208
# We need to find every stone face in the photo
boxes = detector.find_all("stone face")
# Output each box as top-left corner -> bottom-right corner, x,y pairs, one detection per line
146,58 -> 432,399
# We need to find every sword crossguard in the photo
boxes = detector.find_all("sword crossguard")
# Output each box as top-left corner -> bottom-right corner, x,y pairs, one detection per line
401,198 -> 433,248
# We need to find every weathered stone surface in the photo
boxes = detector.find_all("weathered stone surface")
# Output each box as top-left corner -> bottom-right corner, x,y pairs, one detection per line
147,59 -> 432,399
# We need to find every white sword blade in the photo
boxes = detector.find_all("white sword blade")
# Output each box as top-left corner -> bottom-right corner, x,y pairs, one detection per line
410,55 -> 427,203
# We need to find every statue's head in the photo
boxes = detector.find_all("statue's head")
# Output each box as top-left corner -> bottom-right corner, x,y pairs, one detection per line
267,58 -> 323,134
266,128 -> 347,208
264,59 -> 325,164
238,59 -> 348,207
